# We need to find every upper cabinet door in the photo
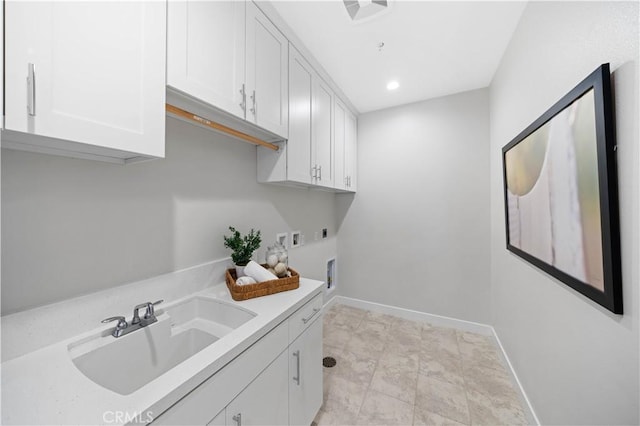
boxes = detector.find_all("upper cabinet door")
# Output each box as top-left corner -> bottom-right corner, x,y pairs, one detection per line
246,2 -> 288,138
4,1 -> 166,159
287,46 -> 313,185
312,78 -> 333,187
345,110 -> 358,191
167,1 -> 246,120
333,100 -> 347,191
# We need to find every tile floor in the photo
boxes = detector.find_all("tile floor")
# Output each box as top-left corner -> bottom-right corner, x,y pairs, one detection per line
314,303 -> 528,425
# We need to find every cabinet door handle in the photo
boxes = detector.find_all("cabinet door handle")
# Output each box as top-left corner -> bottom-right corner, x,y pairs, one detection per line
293,350 -> 300,385
318,165 -> 322,181
27,63 -> 36,116
232,413 -> 242,426
250,90 -> 256,116
239,84 -> 246,114
302,307 -> 320,324
311,165 -> 317,179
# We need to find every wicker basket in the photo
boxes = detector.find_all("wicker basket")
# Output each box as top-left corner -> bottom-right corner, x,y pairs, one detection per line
225,266 -> 300,301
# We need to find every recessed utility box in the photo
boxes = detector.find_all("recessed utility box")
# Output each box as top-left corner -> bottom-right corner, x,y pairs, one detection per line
327,258 -> 336,292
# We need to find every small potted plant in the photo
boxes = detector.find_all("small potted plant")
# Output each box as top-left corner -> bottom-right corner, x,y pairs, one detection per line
223,226 -> 262,277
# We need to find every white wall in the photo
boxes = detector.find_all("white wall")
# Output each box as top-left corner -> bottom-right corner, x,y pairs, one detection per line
489,2 -> 639,424
1,117 -> 337,314
337,89 -> 491,324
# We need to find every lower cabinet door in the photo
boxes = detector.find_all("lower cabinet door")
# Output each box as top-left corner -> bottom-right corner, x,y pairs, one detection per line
226,350 -> 289,426
289,317 -> 323,426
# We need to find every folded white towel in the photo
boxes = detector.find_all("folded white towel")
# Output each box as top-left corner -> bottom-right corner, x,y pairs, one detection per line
245,260 -> 278,283
235,276 -> 257,286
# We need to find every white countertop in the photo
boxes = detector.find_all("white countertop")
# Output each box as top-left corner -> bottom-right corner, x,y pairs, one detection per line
1,259 -> 324,425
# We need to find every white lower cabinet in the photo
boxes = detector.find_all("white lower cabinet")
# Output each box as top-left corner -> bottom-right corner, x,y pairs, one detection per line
289,318 -> 323,426
152,293 -> 323,426
225,351 -> 289,426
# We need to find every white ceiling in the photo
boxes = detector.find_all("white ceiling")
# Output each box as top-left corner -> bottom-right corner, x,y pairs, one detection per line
270,1 -> 527,113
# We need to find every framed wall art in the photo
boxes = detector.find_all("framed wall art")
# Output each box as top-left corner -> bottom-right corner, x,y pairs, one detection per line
502,63 -> 622,314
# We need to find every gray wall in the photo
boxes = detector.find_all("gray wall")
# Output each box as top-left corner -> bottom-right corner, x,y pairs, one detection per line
489,2 -> 639,424
337,89 -> 491,324
1,117 -> 337,314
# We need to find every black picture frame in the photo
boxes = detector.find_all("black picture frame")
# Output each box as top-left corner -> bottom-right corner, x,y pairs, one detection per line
502,63 -> 622,314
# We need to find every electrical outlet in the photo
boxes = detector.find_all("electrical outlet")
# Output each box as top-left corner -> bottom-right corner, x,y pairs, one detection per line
314,231 -> 319,241
291,231 -> 301,248
276,232 -> 288,248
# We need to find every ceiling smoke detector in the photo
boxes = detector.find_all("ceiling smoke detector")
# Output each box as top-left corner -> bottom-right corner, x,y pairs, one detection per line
343,0 -> 391,22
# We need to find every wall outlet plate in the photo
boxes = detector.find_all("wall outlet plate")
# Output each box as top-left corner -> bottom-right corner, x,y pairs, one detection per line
291,231 -> 301,248
276,232 -> 288,248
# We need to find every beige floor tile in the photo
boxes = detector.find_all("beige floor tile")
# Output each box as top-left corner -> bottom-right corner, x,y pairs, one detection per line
364,310 -> 399,325
416,375 -> 470,425
422,326 -> 460,355
466,388 -> 528,426
356,390 -> 414,425
332,310 -> 366,331
315,396 -> 360,426
463,364 -> 520,402
414,407 -> 467,426
323,324 -> 353,350
344,329 -> 387,357
392,318 -> 424,336
378,350 -> 420,373
387,328 -> 423,350
370,366 -> 418,404
419,351 -> 465,387
334,349 -> 378,385
458,340 -> 505,372
356,318 -> 391,341
321,305 -> 527,426
323,343 -> 342,360
324,375 -> 368,414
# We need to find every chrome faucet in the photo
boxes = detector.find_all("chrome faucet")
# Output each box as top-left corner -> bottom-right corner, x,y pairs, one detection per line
102,300 -> 163,338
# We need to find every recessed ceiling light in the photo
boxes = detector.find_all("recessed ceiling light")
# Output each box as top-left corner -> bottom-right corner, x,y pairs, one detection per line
387,81 -> 399,91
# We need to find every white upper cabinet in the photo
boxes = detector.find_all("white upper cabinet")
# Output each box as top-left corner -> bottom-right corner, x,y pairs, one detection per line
344,110 -> 358,191
333,100 -> 347,191
257,44 -> 341,190
167,1 -> 246,120
312,77 -> 333,187
3,1 -> 166,163
167,1 -> 288,141
286,48 -> 314,185
246,1 -> 289,138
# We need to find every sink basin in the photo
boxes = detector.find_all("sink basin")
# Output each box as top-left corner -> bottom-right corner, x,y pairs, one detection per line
68,296 -> 256,395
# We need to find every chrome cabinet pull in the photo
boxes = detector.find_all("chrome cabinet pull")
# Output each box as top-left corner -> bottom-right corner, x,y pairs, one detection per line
302,307 -> 320,324
318,165 -> 322,181
27,63 -> 36,116
311,165 -> 317,179
232,413 -> 242,426
250,90 -> 256,116
293,350 -> 300,385
239,84 -> 246,114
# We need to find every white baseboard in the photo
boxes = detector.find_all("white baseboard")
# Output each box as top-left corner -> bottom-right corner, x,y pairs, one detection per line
330,295 -> 494,335
491,329 -> 540,426
323,295 -> 539,425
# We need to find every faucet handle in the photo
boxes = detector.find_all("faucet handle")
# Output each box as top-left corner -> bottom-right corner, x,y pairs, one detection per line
101,316 -> 128,337
102,316 -> 127,325
145,300 -> 164,319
